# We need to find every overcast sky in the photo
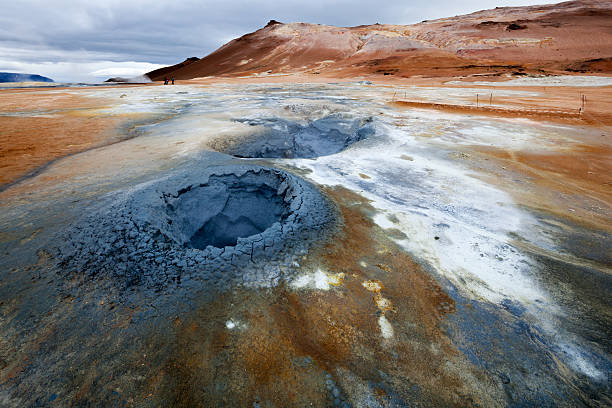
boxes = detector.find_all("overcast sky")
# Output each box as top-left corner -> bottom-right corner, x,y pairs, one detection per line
0,0 -> 558,82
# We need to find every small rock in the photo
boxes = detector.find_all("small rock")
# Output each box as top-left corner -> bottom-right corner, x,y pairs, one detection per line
498,373 -> 511,384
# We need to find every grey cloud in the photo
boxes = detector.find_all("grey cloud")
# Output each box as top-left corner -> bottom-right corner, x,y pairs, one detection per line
0,0 -> 557,81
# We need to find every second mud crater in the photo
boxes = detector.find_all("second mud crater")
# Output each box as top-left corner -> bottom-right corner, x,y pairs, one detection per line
227,114 -> 375,159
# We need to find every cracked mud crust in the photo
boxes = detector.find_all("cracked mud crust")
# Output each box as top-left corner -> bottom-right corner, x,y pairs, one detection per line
54,165 -> 335,291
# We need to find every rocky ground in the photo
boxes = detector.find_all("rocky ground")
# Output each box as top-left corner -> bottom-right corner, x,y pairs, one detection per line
0,77 -> 610,407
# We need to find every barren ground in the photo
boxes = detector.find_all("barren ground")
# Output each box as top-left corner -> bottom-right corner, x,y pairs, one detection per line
0,75 -> 610,407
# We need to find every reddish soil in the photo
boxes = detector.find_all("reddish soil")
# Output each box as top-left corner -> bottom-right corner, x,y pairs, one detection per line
392,100 -> 583,123
438,83 -> 612,126
151,188 -> 498,407
0,90 -> 125,186
472,143 -> 612,232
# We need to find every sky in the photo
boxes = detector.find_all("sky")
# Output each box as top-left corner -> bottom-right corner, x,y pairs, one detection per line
0,0 -> 559,83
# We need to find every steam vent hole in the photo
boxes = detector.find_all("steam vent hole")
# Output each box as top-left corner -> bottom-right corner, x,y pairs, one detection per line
163,171 -> 289,250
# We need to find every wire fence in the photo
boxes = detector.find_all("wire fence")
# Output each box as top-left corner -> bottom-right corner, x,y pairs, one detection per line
391,89 -> 590,116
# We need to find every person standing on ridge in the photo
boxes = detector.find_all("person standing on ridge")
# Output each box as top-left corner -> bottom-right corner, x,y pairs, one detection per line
171,77 -> 175,85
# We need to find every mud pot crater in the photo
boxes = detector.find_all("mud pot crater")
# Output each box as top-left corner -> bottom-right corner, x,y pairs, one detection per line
224,114 -> 375,158
163,173 -> 290,249
55,165 -> 335,291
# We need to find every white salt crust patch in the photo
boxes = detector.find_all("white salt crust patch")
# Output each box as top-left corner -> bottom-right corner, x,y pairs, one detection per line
378,315 -> 394,339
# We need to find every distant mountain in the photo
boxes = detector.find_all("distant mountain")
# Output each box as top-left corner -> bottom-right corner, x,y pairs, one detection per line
146,0 -> 612,80
104,76 -> 152,83
104,77 -> 132,83
0,72 -> 54,83
146,57 -> 200,81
